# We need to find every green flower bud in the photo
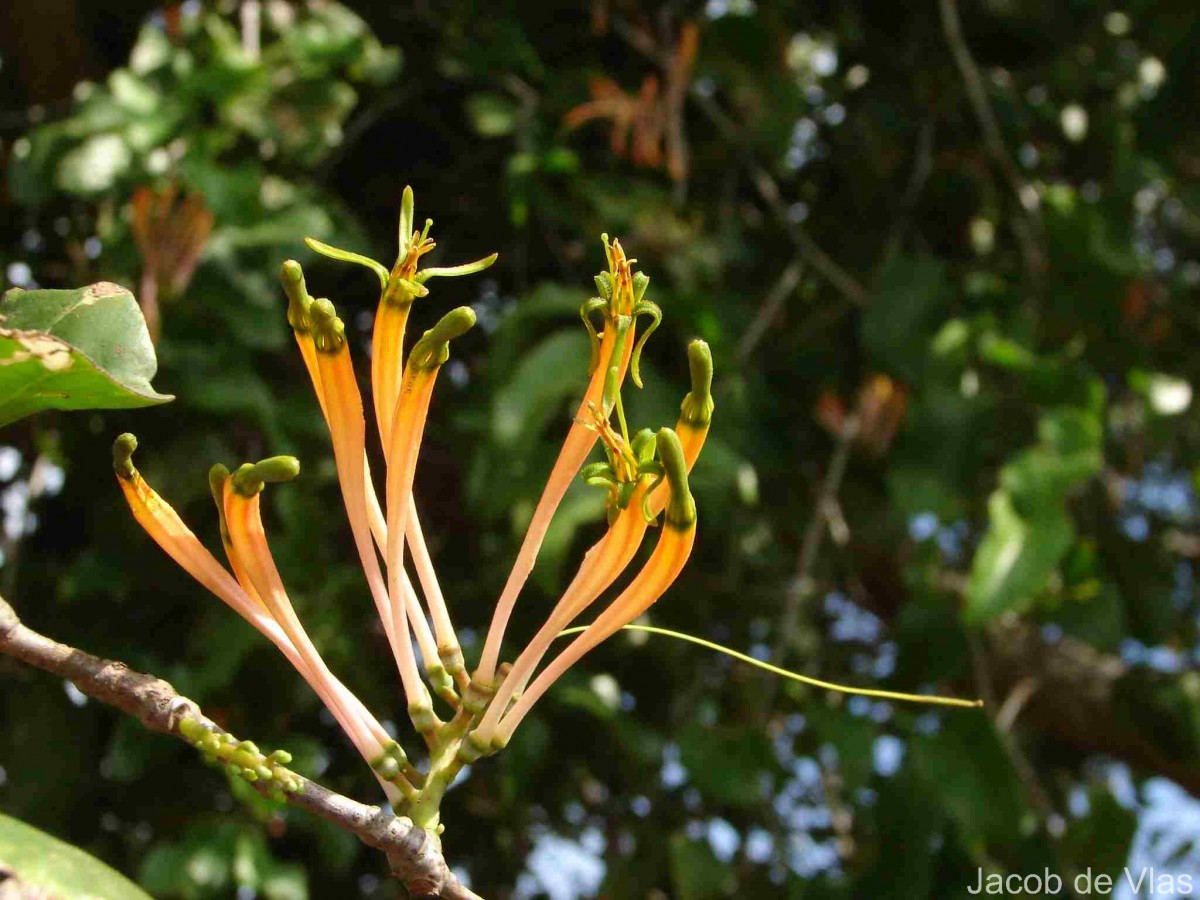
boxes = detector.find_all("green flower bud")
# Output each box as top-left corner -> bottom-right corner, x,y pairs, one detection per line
408,306 -> 476,370
680,339 -> 714,427
309,298 -> 345,353
657,428 -> 696,529
230,457 -> 301,496
112,434 -> 138,479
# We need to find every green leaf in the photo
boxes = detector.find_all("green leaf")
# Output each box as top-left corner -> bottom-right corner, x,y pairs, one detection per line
0,283 -> 172,426
978,331 -> 1037,371
668,833 -> 732,900
862,253 -> 949,382
490,330 -> 591,447
54,133 -> 133,194
466,92 -> 518,137
965,492 -> 1074,624
0,812 -> 153,900
910,715 -> 1026,851
678,722 -> 774,808
999,446 -> 1100,514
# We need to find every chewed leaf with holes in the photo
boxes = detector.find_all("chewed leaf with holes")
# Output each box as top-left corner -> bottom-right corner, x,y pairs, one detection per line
0,282 -> 173,426
0,812 -> 153,899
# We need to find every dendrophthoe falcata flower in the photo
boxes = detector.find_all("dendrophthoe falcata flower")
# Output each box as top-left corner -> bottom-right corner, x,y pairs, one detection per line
114,187 -> 976,835
113,188 -> 711,828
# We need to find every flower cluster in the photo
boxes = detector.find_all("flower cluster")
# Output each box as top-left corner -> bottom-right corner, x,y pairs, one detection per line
113,188 -> 711,829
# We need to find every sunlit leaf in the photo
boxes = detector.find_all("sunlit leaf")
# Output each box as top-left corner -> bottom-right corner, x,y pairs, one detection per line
965,492 -> 1073,623
0,283 -> 172,426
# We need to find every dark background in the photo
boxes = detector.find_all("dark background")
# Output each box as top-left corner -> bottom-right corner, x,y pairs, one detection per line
1,1 -> 1198,897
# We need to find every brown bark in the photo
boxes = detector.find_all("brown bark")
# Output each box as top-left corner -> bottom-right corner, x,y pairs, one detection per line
0,594 -> 481,900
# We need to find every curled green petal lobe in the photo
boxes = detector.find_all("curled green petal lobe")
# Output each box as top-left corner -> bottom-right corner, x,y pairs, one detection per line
632,271 -> 650,304
414,253 -> 499,284
393,277 -> 429,299
303,238 -> 389,289
580,298 -> 608,375
629,300 -> 661,389
632,428 -> 658,464
580,461 -> 617,488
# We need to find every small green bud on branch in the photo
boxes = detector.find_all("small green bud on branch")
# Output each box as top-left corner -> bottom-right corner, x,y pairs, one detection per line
179,716 -> 304,796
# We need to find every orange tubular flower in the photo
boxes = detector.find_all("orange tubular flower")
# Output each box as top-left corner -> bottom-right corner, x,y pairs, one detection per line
206,464 -> 393,757
473,471 -> 656,745
490,427 -> 697,747
283,264 -> 453,721
383,309 -> 476,701
477,237 -> 660,684
647,338 -> 713,517
113,438 -> 406,796
304,186 -> 495,456
220,460 -> 389,761
305,297 -> 429,712
113,435 -> 278,638
293,194 -> 495,690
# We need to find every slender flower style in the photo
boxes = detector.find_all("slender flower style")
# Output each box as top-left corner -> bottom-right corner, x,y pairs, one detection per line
113,203 -> 978,841
219,460 -> 390,763
383,306 -> 476,710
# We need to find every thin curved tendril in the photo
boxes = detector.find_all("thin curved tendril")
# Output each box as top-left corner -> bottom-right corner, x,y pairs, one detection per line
555,624 -> 983,710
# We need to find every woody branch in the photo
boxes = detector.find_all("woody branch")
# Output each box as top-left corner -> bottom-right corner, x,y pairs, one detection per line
0,593 -> 481,900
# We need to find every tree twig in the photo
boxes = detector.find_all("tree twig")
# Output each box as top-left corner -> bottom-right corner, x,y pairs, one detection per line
736,259 -> 804,361
937,0 -> 1044,290
767,415 -> 860,705
0,593 -> 482,900
966,628 -> 1057,820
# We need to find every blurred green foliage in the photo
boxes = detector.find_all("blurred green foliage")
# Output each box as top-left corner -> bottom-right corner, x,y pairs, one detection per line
0,813 -> 153,899
1,1 -> 1199,898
